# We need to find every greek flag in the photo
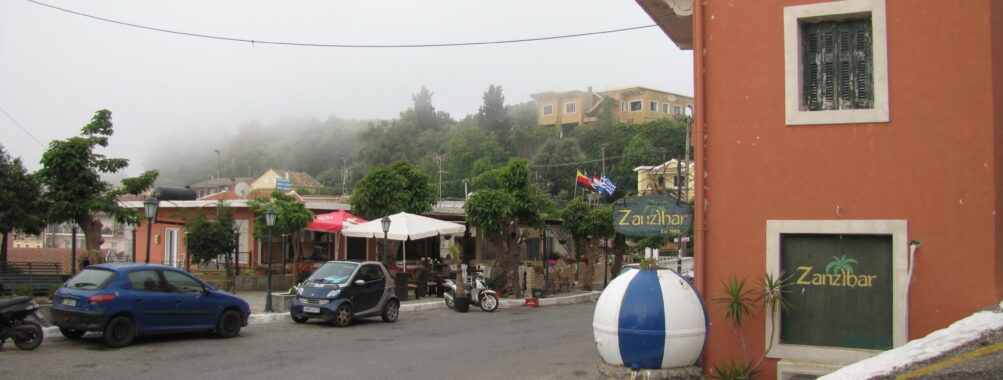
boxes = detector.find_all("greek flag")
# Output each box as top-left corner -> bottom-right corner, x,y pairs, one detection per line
596,175 -> 617,195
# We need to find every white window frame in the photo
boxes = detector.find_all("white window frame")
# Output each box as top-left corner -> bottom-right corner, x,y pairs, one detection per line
542,104 -> 554,116
783,0 -> 889,125
564,102 -> 577,114
765,219 -> 908,364
673,105 -> 683,115
649,100 -> 658,112
629,100 -> 643,112
662,103 -> 670,114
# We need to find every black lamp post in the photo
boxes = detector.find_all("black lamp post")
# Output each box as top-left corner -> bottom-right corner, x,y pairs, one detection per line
381,216 -> 391,266
264,207 -> 277,313
143,196 -> 159,264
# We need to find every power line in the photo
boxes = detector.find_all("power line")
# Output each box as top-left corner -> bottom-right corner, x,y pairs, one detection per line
0,106 -> 45,147
26,0 -> 659,49
530,155 -> 621,168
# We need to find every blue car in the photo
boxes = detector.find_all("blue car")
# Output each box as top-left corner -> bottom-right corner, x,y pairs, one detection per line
290,260 -> 399,327
51,263 -> 250,347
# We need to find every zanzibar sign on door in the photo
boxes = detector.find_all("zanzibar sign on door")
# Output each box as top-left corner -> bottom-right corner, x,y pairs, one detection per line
612,195 -> 693,237
780,233 -> 893,350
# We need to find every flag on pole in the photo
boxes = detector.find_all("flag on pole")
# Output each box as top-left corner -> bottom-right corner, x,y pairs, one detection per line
596,175 -> 617,195
577,170 -> 595,191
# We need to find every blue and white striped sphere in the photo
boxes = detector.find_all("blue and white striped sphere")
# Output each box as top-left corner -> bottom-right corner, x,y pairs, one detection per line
593,268 -> 707,369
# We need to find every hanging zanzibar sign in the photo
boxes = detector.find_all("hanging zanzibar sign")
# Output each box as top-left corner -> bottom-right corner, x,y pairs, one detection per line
613,195 -> 693,237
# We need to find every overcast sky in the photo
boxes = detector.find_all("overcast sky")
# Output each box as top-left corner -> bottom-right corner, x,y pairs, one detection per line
0,0 -> 692,176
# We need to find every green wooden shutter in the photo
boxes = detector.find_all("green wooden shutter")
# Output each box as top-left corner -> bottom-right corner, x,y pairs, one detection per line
802,19 -> 873,111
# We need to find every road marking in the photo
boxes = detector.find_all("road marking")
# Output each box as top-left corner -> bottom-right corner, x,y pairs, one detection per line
895,341 -> 1003,380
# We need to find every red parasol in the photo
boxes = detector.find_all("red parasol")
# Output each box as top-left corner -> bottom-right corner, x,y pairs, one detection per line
306,210 -> 367,232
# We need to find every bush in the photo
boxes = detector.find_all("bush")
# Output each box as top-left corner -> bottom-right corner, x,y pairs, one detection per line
13,284 -> 33,297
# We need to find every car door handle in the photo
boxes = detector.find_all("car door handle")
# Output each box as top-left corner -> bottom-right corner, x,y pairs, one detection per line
135,298 -> 143,302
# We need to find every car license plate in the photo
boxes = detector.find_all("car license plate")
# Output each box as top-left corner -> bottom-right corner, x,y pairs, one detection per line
303,306 -> 320,314
62,298 -> 77,307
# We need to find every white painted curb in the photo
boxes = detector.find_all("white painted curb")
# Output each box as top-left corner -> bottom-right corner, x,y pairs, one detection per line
38,291 -> 600,343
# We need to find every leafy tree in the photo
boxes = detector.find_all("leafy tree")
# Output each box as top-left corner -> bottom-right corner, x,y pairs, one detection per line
36,110 -> 158,251
560,198 -> 614,290
466,158 -> 553,295
349,161 -> 434,220
410,86 -> 441,132
440,125 -> 509,197
478,84 -> 511,147
532,137 -> 586,199
248,191 -> 314,283
0,146 -> 48,271
185,202 -> 237,279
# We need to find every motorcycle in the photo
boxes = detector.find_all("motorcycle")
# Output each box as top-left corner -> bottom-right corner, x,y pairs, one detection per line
0,296 -> 45,351
443,269 -> 498,312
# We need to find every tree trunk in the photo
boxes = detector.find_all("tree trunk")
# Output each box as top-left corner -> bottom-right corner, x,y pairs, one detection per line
611,233 -> 627,278
1,231 -> 8,272
581,238 -> 598,291
292,232 -> 302,284
80,217 -> 103,251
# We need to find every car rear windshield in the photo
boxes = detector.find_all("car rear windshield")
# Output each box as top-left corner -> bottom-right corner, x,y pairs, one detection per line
65,268 -> 116,290
305,262 -> 358,285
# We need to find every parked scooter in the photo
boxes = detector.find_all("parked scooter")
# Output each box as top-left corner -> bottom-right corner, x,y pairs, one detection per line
443,268 -> 498,312
0,296 -> 45,351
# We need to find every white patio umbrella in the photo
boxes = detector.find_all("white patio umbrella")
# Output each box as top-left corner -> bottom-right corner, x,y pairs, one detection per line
340,212 -> 466,268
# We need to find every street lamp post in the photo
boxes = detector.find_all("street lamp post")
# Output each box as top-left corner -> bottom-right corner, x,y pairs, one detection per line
381,216 -> 391,267
143,197 -> 159,264
264,207 -> 277,312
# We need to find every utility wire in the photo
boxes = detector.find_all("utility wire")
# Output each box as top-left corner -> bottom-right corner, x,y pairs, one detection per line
530,155 -> 621,168
26,0 -> 658,49
0,106 -> 45,147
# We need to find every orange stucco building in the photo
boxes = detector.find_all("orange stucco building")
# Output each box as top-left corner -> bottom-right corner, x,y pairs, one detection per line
639,0 -> 1002,378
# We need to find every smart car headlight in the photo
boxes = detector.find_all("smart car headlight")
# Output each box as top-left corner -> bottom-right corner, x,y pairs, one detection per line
326,289 -> 341,298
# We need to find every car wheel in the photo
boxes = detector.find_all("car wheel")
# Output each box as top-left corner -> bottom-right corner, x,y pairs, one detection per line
381,299 -> 399,323
444,291 -> 454,309
59,326 -> 86,339
13,322 -> 43,350
103,316 -> 136,348
331,304 -> 352,327
291,315 -> 309,324
216,309 -> 242,338
480,294 -> 499,312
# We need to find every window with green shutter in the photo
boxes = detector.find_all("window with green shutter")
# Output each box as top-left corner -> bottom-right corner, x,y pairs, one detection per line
801,19 -> 873,111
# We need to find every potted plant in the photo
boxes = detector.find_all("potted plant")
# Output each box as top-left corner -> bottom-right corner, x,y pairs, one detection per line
450,246 -> 469,312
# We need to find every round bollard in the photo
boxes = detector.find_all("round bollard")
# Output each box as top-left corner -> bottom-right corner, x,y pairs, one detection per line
593,268 -> 707,369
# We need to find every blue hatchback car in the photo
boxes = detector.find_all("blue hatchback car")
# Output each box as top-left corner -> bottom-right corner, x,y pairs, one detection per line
51,263 -> 250,347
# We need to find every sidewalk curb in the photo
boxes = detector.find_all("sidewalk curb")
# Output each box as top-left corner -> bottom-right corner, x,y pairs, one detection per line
39,291 -> 601,343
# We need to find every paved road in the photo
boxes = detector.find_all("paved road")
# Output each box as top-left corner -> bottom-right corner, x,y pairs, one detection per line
1,302 -> 601,380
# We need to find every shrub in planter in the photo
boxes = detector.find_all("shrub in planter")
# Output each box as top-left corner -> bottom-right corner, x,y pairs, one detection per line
13,284 -> 33,297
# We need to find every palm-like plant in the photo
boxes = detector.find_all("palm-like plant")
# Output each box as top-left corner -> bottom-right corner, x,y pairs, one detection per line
713,278 -> 755,362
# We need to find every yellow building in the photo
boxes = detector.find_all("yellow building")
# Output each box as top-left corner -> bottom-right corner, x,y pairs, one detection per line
634,159 -> 694,201
251,169 -> 323,192
530,86 -> 693,130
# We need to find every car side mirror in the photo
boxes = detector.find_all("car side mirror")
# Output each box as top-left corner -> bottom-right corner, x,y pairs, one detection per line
354,279 -> 365,286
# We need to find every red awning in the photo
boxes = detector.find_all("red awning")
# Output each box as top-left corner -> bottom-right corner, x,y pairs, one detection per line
306,210 -> 366,232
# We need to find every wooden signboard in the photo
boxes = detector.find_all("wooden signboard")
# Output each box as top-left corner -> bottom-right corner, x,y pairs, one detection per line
780,233 -> 893,350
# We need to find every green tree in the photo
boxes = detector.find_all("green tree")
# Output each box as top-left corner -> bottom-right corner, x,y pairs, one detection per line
466,158 -> 553,296
411,86 -> 441,132
36,110 -> 158,251
478,84 -> 511,147
349,161 -> 434,220
440,125 -> 509,197
532,137 -> 586,199
0,145 -> 48,271
560,198 -> 614,290
248,191 -> 314,283
185,202 -> 237,279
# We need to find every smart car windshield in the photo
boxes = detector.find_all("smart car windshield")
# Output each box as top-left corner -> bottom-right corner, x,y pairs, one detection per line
305,262 -> 358,285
